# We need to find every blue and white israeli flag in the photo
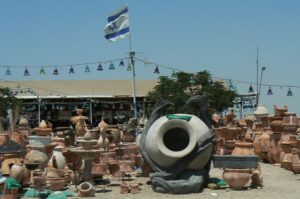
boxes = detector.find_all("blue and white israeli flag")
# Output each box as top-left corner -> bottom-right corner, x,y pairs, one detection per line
104,5 -> 130,42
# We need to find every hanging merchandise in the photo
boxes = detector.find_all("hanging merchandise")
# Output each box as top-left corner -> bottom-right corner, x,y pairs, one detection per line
84,65 -> 90,73
127,63 -> 132,71
53,67 -> 59,75
287,88 -> 293,96
5,66 -> 11,75
109,62 -> 115,70
119,60 -> 125,66
69,66 -> 75,74
39,67 -> 46,75
267,86 -> 273,95
248,84 -> 254,93
24,68 -> 30,76
153,66 -> 160,74
97,63 -> 103,71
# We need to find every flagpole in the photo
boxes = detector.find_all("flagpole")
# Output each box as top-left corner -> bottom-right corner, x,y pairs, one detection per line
129,35 -> 138,119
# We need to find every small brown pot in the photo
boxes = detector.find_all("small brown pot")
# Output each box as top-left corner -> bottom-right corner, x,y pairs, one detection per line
120,182 -> 130,194
222,168 -> 251,190
48,177 -> 66,191
77,182 -> 95,197
130,183 -> 140,194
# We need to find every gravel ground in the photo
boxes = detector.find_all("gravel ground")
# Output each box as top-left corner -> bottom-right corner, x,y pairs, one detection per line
22,162 -> 299,199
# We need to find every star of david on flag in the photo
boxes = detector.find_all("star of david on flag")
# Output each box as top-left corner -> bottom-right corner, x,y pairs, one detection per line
104,5 -> 130,42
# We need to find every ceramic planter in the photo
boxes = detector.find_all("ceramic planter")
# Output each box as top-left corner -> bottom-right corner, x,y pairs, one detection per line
48,177 -> 66,191
232,141 -> 255,156
77,182 -> 95,197
222,168 -> 252,190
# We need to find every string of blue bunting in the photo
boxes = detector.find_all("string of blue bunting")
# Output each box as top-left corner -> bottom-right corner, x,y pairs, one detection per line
1,56 -> 299,96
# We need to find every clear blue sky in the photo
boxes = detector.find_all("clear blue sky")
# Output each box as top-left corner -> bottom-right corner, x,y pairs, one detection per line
1,0 -> 300,115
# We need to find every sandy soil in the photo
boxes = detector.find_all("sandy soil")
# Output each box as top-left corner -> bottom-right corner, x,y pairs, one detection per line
62,162 -> 300,199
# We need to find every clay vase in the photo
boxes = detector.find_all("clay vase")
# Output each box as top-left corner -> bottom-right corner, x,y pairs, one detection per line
120,182 -> 130,194
100,152 -> 117,164
119,160 -> 135,173
282,112 -> 298,133
19,116 -> 29,127
268,132 -> 282,164
33,175 -> 47,192
108,161 -> 120,176
48,177 -> 66,191
280,142 -> 293,170
92,163 -> 108,176
270,117 -> 283,133
222,168 -> 252,190
291,148 -> 300,174
77,182 -> 95,197
232,141 -> 255,155
244,119 -> 254,142
48,146 -> 66,169
25,146 -> 49,170
251,165 -> 263,187
274,104 -> 288,117
130,183 -> 140,194
9,163 -> 24,183
253,123 -> 265,160
261,116 -> 270,128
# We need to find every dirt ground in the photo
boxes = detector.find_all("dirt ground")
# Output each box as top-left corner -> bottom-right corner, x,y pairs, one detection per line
32,162 -> 299,199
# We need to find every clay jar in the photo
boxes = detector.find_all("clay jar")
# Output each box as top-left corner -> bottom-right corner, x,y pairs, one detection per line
268,132 -> 282,164
9,163 -> 24,183
232,141 -> 255,156
244,119 -> 254,142
222,169 -> 252,190
100,152 -> 117,164
291,148 -> 300,173
282,112 -> 298,133
48,146 -> 66,169
274,105 -> 288,117
48,177 -> 66,191
92,163 -> 108,176
77,182 -> 95,197
270,117 -> 283,132
24,146 -> 49,169
280,142 -> 293,170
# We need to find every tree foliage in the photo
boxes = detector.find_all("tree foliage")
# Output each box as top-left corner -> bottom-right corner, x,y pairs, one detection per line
146,70 -> 237,114
0,87 -> 20,117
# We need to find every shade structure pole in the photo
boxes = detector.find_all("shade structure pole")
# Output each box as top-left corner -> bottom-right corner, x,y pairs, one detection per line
130,51 -> 138,119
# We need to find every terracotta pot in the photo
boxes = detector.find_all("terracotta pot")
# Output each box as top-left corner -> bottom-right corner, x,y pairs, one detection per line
92,163 -> 108,176
274,105 -> 288,117
119,160 -> 135,173
9,163 -> 24,183
244,119 -> 254,142
222,168 -> 252,190
232,141 -> 255,155
282,112 -> 298,133
130,183 -> 140,194
33,176 -> 47,192
0,133 -> 8,146
19,116 -> 29,127
63,150 -> 82,170
251,166 -> 263,187
48,177 -> 66,191
215,138 -> 225,155
253,123 -> 271,161
25,146 -> 49,169
1,154 -> 21,175
291,148 -> 300,173
268,132 -> 282,164
280,142 -> 293,170
108,161 -> 120,175
100,152 -> 117,163
48,146 -> 66,169
120,182 -> 130,194
10,132 -> 26,146
270,117 -> 283,132
77,182 -> 95,197
260,116 -> 270,128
